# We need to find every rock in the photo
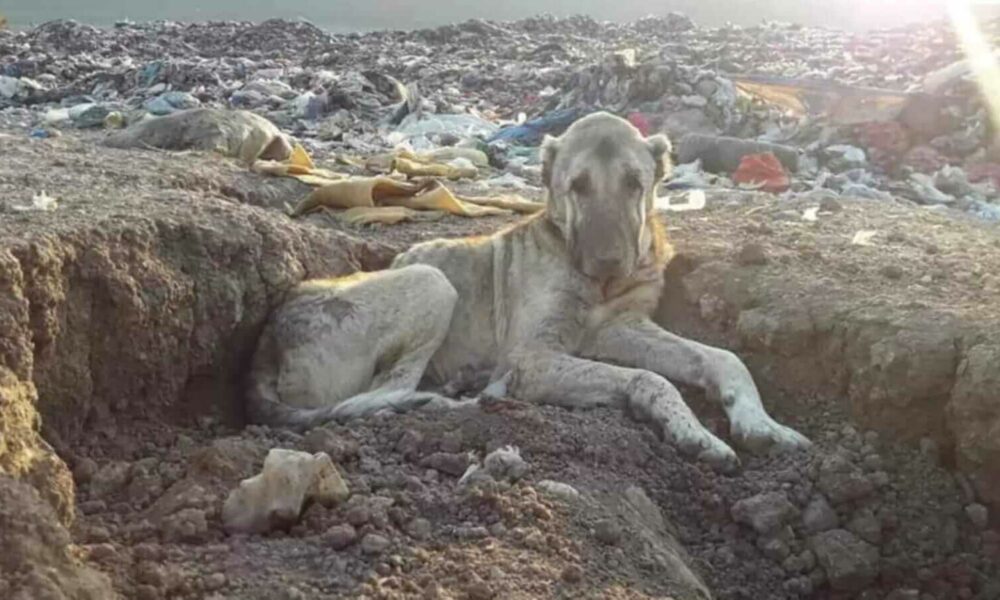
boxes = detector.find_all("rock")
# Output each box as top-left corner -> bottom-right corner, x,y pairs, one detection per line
760,537 -> 791,561
465,580 -> 495,600
594,519 -> 623,545
159,508 -> 209,543
886,590 -> 920,600
881,265 -> 905,280
420,452 -> 470,477
847,509 -> 882,545
90,461 -> 132,499
965,503 -> 989,529
0,481 -> 114,600
736,242 -> 768,266
344,504 -> 371,526
949,343 -> 1000,507
817,455 -> 874,504
221,449 -> 350,534
360,533 -> 391,555
481,445 -> 528,482
324,524 -> 358,550
202,573 -> 227,592
406,517 -> 432,540
819,196 -> 844,213
809,529 -> 880,592
535,480 -> 581,503
73,457 -> 99,485
731,491 -> 798,534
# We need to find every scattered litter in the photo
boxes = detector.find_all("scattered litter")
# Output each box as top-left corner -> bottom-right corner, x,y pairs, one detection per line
655,189 -> 707,212
10,191 -> 58,212
803,206 -> 820,221
851,230 -> 879,246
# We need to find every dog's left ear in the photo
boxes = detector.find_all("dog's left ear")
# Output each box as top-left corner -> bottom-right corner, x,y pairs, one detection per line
646,134 -> 673,182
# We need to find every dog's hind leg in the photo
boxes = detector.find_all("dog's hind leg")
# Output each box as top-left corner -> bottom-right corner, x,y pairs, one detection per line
582,315 -> 811,454
247,264 -> 462,430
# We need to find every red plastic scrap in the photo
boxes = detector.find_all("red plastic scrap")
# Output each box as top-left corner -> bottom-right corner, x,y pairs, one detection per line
732,152 -> 790,194
627,112 -> 651,136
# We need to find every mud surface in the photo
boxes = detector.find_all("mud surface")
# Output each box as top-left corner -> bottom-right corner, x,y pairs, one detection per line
1,131 -> 999,599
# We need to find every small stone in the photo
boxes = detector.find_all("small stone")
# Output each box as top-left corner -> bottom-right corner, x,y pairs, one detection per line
736,242 -> 768,266
304,428 -> 360,463
136,561 -> 168,588
535,480 -> 580,503
886,590 -> 920,600
420,452 -> 469,477
73,457 -> 99,484
561,564 -> 584,584
819,196 -> 843,213
809,529 -> 880,592
760,537 -> 791,561
345,505 -> 371,526
361,533 -> 391,555
87,543 -> 117,562
847,509 -> 882,545
465,581 -> 494,600
135,584 -> 161,600
90,461 -> 132,498
881,265 -> 904,280
965,504 -> 989,529
159,508 -> 208,543
325,524 -> 358,550
202,573 -> 226,592
406,517 -> 432,540
594,519 -> 622,545
731,491 -> 798,534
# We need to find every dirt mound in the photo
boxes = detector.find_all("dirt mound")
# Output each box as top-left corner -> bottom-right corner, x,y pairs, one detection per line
0,474 -> 114,600
0,132 -> 998,599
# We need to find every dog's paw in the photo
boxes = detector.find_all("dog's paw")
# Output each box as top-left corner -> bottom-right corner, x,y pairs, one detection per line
731,410 -> 812,455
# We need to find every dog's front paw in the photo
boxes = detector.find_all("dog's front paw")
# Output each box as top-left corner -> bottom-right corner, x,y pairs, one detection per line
731,409 -> 812,455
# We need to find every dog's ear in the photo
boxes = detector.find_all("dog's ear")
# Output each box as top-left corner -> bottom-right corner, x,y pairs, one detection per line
646,133 -> 673,182
540,134 -> 560,189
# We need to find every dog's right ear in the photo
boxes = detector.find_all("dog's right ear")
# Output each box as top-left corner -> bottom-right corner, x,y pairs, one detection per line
540,134 -> 559,189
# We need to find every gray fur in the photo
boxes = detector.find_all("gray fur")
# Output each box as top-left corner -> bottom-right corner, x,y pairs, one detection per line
246,111 -> 810,471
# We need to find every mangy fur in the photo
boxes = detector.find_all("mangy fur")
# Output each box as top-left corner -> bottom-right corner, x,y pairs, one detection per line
246,112 -> 811,471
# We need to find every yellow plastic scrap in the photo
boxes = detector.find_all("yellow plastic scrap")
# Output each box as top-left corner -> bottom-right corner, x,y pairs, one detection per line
289,143 -> 315,170
256,142 -> 541,225
333,206 -> 446,226
292,177 -> 511,220
393,155 -> 478,180
455,194 -> 544,214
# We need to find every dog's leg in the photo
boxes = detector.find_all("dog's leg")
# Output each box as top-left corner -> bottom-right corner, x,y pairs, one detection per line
247,264 -> 463,430
508,350 -> 739,472
583,316 -> 811,454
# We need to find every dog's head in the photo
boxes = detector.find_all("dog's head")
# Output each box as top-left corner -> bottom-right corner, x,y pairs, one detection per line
541,111 -> 671,283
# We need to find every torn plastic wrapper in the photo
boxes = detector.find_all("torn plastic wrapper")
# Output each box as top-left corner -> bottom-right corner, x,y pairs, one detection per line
291,177 -> 542,222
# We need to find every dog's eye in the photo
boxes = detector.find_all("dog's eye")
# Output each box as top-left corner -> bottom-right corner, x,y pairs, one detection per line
570,174 -> 591,195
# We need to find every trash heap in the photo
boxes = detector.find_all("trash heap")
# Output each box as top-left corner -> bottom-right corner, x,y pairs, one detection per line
2,14 -> 1000,221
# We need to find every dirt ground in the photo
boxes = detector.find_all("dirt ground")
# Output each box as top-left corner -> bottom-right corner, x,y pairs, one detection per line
1,129 -> 999,600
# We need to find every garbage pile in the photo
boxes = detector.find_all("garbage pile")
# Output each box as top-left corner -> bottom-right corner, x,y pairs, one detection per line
2,14 -> 1000,221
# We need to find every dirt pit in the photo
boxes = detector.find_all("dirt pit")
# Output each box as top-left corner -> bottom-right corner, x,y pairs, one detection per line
1,130 -> 999,600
